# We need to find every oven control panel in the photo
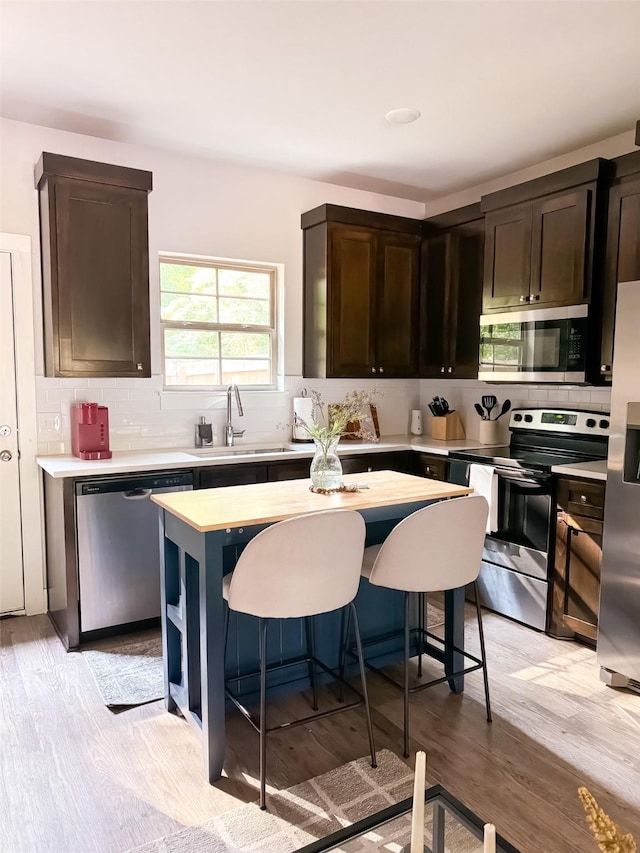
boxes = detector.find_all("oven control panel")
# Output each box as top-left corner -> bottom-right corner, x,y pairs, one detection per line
509,408 -> 610,436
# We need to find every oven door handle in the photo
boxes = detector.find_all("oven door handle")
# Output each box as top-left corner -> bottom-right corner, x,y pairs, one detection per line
493,468 -> 551,487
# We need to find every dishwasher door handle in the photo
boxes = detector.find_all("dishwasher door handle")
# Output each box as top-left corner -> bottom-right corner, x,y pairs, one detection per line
122,488 -> 153,500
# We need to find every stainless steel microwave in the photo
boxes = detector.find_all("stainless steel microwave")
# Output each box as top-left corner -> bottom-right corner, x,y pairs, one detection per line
478,305 -> 588,383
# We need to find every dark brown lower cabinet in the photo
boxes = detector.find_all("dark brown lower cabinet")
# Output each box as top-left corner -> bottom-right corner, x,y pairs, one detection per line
549,477 -> 605,645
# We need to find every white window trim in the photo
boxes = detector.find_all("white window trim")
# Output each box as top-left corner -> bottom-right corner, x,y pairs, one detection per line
159,253 -> 280,391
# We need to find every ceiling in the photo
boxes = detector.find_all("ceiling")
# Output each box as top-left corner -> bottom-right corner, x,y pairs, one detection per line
1,1 -> 639,202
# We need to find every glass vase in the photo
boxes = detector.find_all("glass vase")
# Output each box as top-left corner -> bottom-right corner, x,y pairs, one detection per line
310,436 -> 343,490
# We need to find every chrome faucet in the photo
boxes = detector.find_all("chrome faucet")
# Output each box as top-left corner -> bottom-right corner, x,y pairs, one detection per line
225,384 -> 245,446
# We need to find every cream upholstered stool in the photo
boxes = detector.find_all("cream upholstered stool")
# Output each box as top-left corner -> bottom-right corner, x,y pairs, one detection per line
222,509 -> 376,810
346,495 -> 491,757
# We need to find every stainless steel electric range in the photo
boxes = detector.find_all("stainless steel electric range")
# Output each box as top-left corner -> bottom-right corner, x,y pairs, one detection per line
448,408 -> 609,631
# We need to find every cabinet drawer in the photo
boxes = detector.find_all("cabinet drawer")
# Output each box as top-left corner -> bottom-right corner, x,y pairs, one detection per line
267,460 -> 311,482
197,465 -> 268,489
416,453 -> 448,481
563,480 -> 605,520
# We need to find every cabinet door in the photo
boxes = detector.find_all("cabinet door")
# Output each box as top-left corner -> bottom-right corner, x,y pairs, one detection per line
328,226 -> 376,377
530,188 -> 590,307
483,204 -> 532,310
447,223 -> 484,379
554,511 -> 602,643
419,233 -> 449,377
550,476 -> 605,643
376,232 -> 420,377
599,177 -> 640,380
46,177 -> 150,377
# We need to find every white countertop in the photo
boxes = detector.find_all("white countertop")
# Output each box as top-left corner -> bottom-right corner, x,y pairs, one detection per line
551,459 -> 608,481
36,434 -> 490,479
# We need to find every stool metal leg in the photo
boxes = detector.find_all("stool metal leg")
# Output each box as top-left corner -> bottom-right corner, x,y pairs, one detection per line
259,618 -> 268,810
417,592 -> 423,678
305,616 -> 319,711
403,591 -> 411,758
223,604 -> 230,660
474,581 -> 492,723
338,604 -> 352,703
350,602 -> 377,768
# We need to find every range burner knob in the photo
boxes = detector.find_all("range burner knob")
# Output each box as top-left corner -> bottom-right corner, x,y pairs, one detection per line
524,414 -> 533,423
514,414 -> 523,422
599,419 -> 610,429
585,418 -> 597,428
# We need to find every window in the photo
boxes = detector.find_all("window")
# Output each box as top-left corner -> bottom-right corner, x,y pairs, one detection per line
160,256 -> 277,388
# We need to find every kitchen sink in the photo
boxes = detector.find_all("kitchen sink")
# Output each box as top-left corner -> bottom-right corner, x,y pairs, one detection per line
187,446 -> 296,458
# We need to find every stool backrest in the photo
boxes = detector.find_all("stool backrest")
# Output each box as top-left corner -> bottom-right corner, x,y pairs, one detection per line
227,509 -> 366,618
367,496 -> 489,592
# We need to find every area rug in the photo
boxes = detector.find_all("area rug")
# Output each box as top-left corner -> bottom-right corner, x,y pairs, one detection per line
80,632 -> 163,708
125,750 -> 480,853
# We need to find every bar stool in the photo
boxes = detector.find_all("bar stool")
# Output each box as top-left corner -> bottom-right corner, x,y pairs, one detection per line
346,495 -> 491,757
222,509 -> 377,810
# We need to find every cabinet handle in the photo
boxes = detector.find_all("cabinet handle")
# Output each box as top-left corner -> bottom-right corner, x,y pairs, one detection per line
531,294 -> 540,302
371,367 -> 377,374
136,363 -> 144,371
379,366 -> 384,374
600,364 -> 611,373
440,366 -> 445,373
447,366 -> 453,373
519,296 -> 529,303
580,495 -> 588,503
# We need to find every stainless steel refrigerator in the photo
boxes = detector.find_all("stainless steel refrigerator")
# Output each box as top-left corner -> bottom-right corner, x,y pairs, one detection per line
598,279 -> 640,692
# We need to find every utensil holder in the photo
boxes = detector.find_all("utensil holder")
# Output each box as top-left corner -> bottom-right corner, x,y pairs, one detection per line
430,411 -> 465,441
479,419 -> 501,445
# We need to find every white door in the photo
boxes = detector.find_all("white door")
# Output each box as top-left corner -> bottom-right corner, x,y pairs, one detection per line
0,250 -> 25,613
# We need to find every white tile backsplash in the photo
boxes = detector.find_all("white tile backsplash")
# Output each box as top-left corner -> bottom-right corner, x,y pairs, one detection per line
35,372 -> 611,455
419,379 -> 611,442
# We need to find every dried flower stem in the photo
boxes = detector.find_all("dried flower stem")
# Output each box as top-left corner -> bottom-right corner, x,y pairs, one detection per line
578,787 -> 636,853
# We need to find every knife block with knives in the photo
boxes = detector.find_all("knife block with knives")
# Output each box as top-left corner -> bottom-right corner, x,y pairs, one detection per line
427,396 -> 465,440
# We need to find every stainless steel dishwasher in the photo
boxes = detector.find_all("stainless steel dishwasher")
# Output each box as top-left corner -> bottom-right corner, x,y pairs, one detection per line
76,471 -> 193,633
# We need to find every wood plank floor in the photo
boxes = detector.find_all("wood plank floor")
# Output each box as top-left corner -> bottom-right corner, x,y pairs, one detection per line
1,609 -> 639,853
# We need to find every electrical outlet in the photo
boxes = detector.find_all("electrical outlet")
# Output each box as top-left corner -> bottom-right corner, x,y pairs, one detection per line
38,414 -> 61,434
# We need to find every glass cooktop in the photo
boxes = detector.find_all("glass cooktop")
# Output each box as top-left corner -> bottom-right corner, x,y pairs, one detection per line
448,445 -> 603,472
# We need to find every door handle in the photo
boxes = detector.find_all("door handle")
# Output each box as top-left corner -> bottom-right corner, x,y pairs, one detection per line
0,450 -> 12,462
122,488 -> 153,500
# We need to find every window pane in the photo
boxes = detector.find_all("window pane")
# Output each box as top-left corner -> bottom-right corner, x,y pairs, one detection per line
222,360 -> 271,385
220,332 -> 270,358
218,269 -> 270,299
160,263 -> 217,295
218,297 -> 269,325
165,329 -> 219,357
165,359 -> 220,386
161,293 -> 218,322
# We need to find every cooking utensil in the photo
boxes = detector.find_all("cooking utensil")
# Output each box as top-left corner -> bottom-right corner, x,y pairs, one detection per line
482,395 -> 497,419
430,397 -> 446,417
474,403 -> 487,420
494,399 -> 512,420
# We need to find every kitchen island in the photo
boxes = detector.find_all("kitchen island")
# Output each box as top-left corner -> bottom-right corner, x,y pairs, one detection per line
151,470 -> 473,783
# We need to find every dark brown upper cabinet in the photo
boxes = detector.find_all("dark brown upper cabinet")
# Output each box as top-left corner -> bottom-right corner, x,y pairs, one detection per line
481,159 -> 606,313
420,205 -> 484,379
302,205 -> 421,378
36,153 -> 153,378
596,151 -> 640,383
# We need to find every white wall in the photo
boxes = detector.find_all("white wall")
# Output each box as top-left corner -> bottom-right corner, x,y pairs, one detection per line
0,118 -> 424,452
424,129 -> 637,215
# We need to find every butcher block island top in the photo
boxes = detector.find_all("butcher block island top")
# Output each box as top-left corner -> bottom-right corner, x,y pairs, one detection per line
151,470 -> 472,532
